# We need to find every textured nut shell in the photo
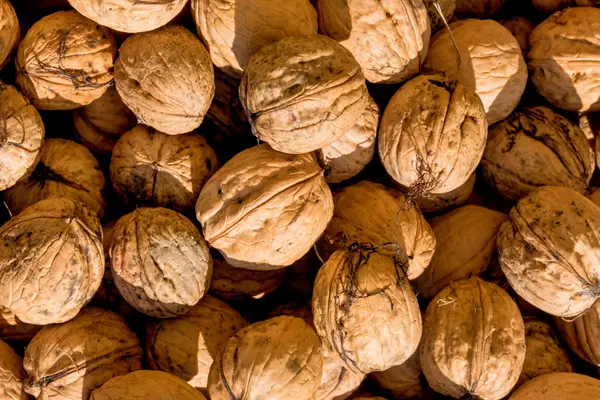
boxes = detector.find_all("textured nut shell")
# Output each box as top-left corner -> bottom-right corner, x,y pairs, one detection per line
209,258 -> 285,300
554,301 -> 600,366
315,346 -> 365,400
196,144 -> 333,270
424,19 -> 527,124
146,295 -> 247,391
509,372 -> 600,400
4,138 -> 106,218
500,17 -> 535,56
109,208 -> 212,318
318,0 -> 430,84
0,338 -> 27,400
110,125 -> 218,213
23,307 -> 142,400
528,8 -> 600,112
15,11 -> 116,110
0,308 -> 42,342
115,25 -> 214,135
413,172 -> 476,213
0,197 -> 104,325
317,181 -> 435,280
423,0 -> 455,31
0,82 -> 44,191
192,0 -> 317,78
455,0 -> 506,16
379,75 -> 487,194
0,0 -> 18,68
240,35 -> 369,154
421,277 -> 526,399
370,349 -> 424,400
207,316 -> 323,400
497,186 -> 600,317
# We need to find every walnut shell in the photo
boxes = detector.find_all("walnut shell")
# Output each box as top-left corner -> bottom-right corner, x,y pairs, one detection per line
23,307 -> 142,400
315,347 -> 366,400
207,316 -> 323,400
500,16 -> 535,56
3,138 -> 106,218
0,81 -> 44,192
424,19 -> 528,124
0,0 -> 18,69
554,301 -> 600,366
209,258 -> 285,300
114,25 -> 214,135
196,144 -> 333,270
240,35 -> 369,154
413,172 -> 476,213
509,372 -> 600,400
15,11 -> 116,110
422,0 -> 455,31
532,0 -> 600,13
109,207 -> 212,318
0,338 -> 27,400
421,277 -> 526,399
455,0 -> 506,16
370,347 -> 424,400
0,197 -> 104,325
581,112 -> 600,141
110,125 -> 218,213
0,308 -> 42,343
497,186 -> 600,317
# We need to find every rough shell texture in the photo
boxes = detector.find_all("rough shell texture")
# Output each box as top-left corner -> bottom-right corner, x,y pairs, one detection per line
23,307 -> 142,400
3,138 -> 106,218
0,0 -> 18,68
422,0 -> 455,31
528,7 -> 600,112
314,346 -> 365,400
500,16 -> 535,56
192,0 -> 317,78
370,348 -> 424,400
481,106 -> 594,201
115,25 -> 214,135
423,19 -> 528,124
0,82 -> 44,192
318,0 -> 430,84
0,308 -> 42,342
240,35 -> 369,154
196,144 -> 333,270
554,301 -> 600,366
509,372 -> 600,400
317,96 -> 379,184
421,277 -> 526,399
110,125 -> 218,213
207,316 -> 323,400
15,11 -> 116,110
414,205 -> 508,299
209,258 -> 285,300
317,180 -> 435,280
379,75 -> 487,195
497,186 -> 600,318
0,197 -> 104,325
455,0 -> 506,16
413,172 -> 475,213
0,338 -> 27,400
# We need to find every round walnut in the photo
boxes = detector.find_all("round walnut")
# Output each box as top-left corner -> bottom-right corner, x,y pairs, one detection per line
318,0 -> 430,84
23,307 -> 142,400
110,125 -> 219,213
109,207 -> 212,318
424,19 -> 528,125
481,106 -> 594,201
3,138 -> 106,218
0,197 -> 104,325
0,338 -> 27,400
413,172 -> 476,213
315,347 -> 365,400
196,144 -> 333,270
313,246 -> 422,374
191,0 -> 317,78
0,0 -> 18,69
500,16 -> 535,56
528,7 -> 600,112
0,308 -> 42,343
379,75 -> 487,196
240,35 -> 369,154
0,81 -> 44,192
509,372 -> 600,400
115,25 -> 214,135
209,257 -> 285,300
370,348 -> 424,400
16,11 -> 116,110
554,301 -> 600,366
423,0 -> 456,32
497,186 -> 600,318
146,295 -> 247,392
455,0 -> 506,16
421,277 -> 526,399
207,316 -> 323,400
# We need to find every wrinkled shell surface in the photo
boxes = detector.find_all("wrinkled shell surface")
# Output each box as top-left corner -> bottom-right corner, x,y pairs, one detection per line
209,258 -> 285,300
421,277 -> 526,399
500,16 -> 535,56
0,338 -> 27,400
115,25 -> 214,135
509,372 -> 600,400
423,0 -> 456,31
240,35 -> 369,154
370,348 -> 424,400
455,0 -> 506,16
554,301 -> 600,366
314,346 -> 365,400
0,197 -> 104,325
0,0 -> 18,68
424,19 -> 528,124
413,172 -> 475,213
0,308 -> 42,342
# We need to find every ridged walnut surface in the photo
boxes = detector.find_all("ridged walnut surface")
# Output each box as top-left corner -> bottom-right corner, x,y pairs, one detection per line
370,346 -> 424,399
509,372 -> 600,400
455,0 -> 506,16
209,258 -> 285,300
0,339 -> 27,400
0,0 -> 18,68
314,346 -> 365,400
554,301 -> 600,366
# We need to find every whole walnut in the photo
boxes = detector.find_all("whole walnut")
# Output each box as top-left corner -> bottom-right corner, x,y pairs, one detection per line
240,35 -> 369,154
0,82 -> 44,192
0,0 -> 18,69
370,345 -> 424,400
0,308 -> 42,343
16,11 -> 117,110
191,0 -> 317,78
23,307 -> 142,400
196,144 -> 333,270
379,75 -> 487,196
109,207 -> 212,318
481,106 -> 594,201
209,257 -> 285,300
413,172 -> 475,213
528,7 -> 600,112
146,295 -> 247,392
314,347 -> 365,400
424,19 -> 528,124
422,0 -> 456,31
3,138 -> 106,218
455,0 -> 506,16
421,277 -> 526,399
0,197 -> 104,325
110,125 -> 219,213
509,373 -> 600,400
500,16 -> 535,56
207,316 -> 323,400
554,301 -> 600,366
115,25 -> 214,135
0,338 -> 27,400
318,0 -> 430,84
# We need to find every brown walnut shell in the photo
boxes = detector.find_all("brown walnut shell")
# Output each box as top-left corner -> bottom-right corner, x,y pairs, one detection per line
422,0 -> 456,32
209,257 -> 285,300
500,16 -> 535,56
532,0 -> 600,13
0,308 -> 42,343
554,301 -> 600,366
314,346 -> 365,400
370,346 -> 424,400
0,0 -> 18,69
509,372 -> 600,400
455,0 -> 506,16
413,172 -> 476,213
0,338 -> 27,400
